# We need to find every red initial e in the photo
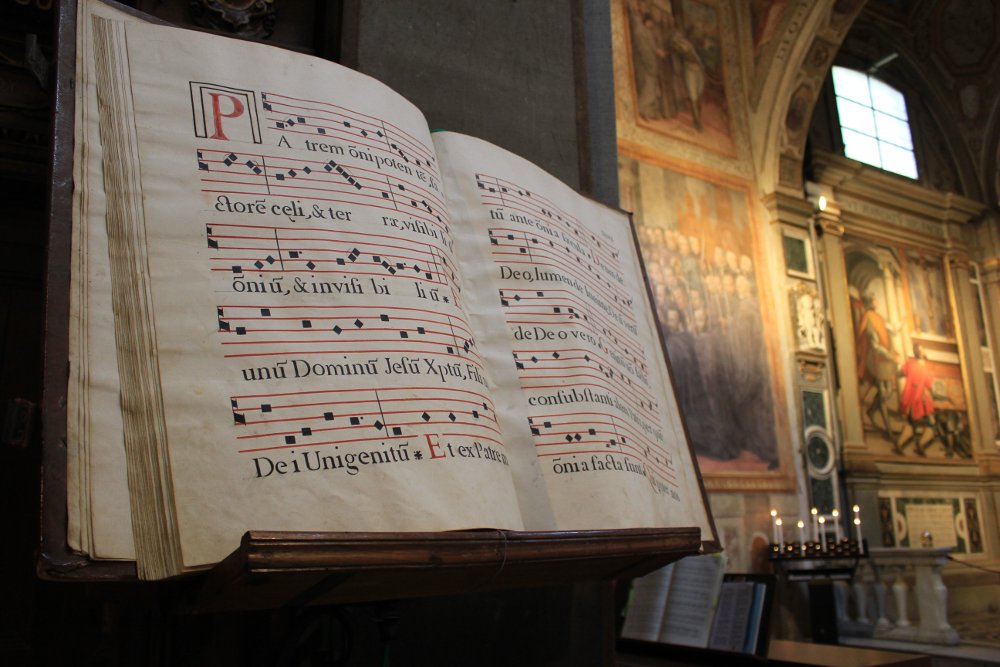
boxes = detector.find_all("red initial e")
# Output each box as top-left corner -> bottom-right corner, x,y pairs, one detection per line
208,93 -> 246,140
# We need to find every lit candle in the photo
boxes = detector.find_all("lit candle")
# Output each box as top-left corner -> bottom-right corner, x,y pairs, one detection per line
797,520 -> 806,554
776,518 -> 784,552
811,507 -> 819,541
854,517 -> 864,554
818,516 -> 827,551
770,508 -> 778,543
832,509 -> 843,541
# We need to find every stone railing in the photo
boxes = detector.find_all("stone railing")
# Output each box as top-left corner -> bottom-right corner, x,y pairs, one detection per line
835,547 -> 959,645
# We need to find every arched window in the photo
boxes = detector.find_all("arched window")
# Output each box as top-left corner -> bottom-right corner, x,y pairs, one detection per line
831,66 -> 917,179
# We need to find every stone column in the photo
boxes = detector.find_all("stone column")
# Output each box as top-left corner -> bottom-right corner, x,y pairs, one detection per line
888,565 -> 910,628
851,577 -> 870,624
971,214 -> 1000,558
817,209 -> 865,449
913,558 -> 959,644
945,251 -> 994,454
973,213 -> 1000,380
873,575 -> 890,630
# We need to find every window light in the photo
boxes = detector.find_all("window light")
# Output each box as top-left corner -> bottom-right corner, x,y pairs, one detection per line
831,66 -> 917,179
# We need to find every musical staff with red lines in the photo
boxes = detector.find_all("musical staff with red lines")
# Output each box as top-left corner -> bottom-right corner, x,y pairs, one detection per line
499,288 -> 649,377
260,91 -> 437,171
488,225 -> 633,314
499,284 -> 655,414
215,303 -> 479,363
512,343 -> 657,412
470,166 -> 682,487
230,386 -> 501,455
527,410 -> 677,487
197,147 -> 448,235
478,171 -> 626,289
205,222 -> 462,305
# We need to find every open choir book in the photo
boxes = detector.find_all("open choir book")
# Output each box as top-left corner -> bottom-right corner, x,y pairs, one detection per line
621,557 -> 772,656
67,0 -> 713,580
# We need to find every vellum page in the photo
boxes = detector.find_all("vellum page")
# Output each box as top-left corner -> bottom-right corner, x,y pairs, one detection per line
434,132 -> 711,533
94,20 -> 524,574
67,0 -> 137,560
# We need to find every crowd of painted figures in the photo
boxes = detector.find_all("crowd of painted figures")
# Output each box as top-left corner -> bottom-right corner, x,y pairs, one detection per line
638,224 -> 778,467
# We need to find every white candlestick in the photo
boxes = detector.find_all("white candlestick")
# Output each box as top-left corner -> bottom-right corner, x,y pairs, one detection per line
854,517 -> 864,554
819,516 -> 827,551
811,507 -> 819,542
797,520 -> 805,554
776,518 -> 784,552
832,509 -> 843,542
770,509 -> 778,543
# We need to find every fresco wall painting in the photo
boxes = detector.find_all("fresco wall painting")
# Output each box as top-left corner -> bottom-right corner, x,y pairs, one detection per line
620,154 -> 792,490
846,239 -> 974,460
623,0 -> 736,155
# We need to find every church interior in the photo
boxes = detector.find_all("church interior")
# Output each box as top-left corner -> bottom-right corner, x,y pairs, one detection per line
1,0 -> 998,664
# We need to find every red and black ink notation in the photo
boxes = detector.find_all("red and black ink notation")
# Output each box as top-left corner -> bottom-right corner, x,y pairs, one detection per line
230,386 -> 501,454
260,91 -> 437,172
196,147 -> 448,236
498,286 -> 657,418
527,410 -> 677,487
475,173 -> 577,227
498,288 -> 648,375
513,345 -> 658,417
488,226 -> 634,317
216,303 -> 480,363
477,171 -> 623,265
205,221 -> 461,305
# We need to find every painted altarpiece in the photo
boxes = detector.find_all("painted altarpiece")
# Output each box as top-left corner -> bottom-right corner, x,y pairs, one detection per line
844,237 -> 974,461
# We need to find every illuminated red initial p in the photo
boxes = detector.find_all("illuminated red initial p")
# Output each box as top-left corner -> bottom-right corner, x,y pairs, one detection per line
190,83 -> 261,144
208,93 -> 246,140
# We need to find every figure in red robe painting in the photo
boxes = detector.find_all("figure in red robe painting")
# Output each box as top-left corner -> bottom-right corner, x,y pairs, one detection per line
894,343 -> 939,456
